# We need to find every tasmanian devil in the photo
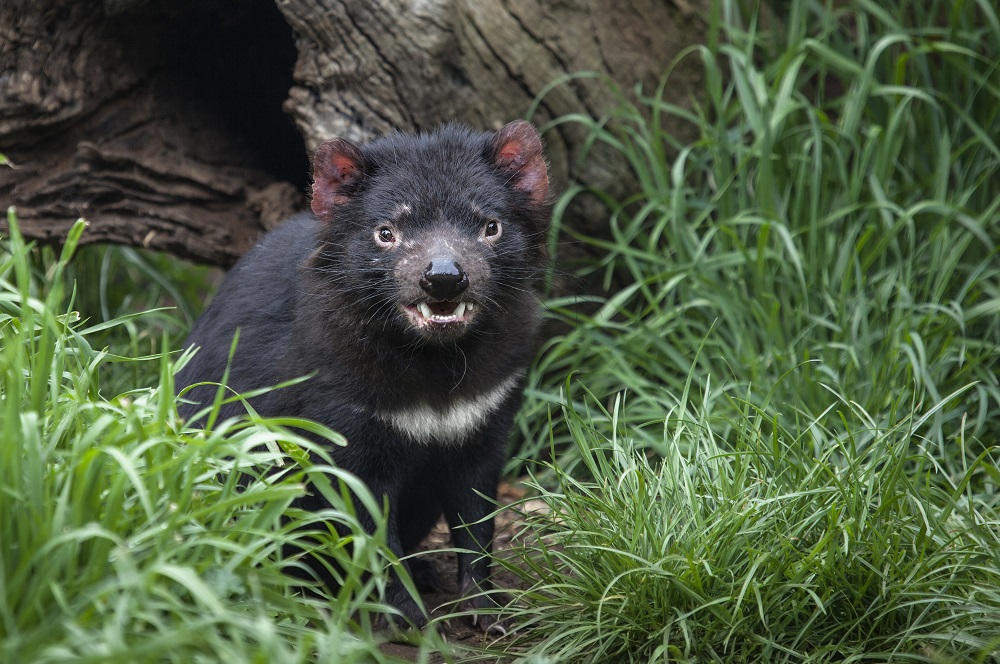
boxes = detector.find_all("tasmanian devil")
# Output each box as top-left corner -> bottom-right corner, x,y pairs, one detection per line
175,121 -> 550,630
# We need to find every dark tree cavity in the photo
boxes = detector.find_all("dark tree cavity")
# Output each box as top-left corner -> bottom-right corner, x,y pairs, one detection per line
1,0 -> 306,265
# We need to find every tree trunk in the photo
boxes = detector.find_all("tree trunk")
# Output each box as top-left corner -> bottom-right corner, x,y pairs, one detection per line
1,0 -> 708,267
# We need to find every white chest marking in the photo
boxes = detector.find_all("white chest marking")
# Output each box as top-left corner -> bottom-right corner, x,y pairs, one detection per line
375,373 -> 522,445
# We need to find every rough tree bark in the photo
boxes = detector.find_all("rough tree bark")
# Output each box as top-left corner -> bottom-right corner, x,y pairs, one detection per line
1,0 -> 306,265
1,0 -> 709,267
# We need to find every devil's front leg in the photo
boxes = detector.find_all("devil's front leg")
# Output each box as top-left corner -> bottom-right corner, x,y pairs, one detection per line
436,428 -> 510,633
333,428 -> 429,630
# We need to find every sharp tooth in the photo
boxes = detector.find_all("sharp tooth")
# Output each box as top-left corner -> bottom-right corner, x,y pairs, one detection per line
454,301 -> 466,318
418,302 -> 432,319
466,301 -> 474,311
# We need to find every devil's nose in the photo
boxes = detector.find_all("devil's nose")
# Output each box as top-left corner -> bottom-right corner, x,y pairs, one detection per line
419,260 -> 469,300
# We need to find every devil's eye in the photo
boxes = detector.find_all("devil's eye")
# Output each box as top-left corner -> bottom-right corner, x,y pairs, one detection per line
375,226 -> 397,246
483,220 -> 501,238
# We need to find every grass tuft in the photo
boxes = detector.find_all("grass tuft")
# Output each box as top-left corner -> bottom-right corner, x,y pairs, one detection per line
499,389 -> 1000,662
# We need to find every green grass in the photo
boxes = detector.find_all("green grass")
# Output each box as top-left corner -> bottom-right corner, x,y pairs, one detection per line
0,212 -> 443,662
519,0 -> 1000,468
496,388 -> 1000,662
495,0 -> 1000,661
63,243 -> 214,393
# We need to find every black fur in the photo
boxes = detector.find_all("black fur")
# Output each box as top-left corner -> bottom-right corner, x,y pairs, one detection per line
176,122 -> 549,629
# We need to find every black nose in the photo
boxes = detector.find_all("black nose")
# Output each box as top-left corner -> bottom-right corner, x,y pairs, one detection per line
419,260 -> 469,300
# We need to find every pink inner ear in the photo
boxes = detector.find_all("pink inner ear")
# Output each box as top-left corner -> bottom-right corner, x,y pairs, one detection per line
328,154 -> 358,181
498,143 -> 527,166
311,138 -> 364,220
505,151 -> 549,206
493,121 -> 549,206
513,158 -> 548,204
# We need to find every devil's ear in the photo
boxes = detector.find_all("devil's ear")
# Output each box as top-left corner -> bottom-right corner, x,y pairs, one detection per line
311,138 -> 366,220
491,120 -> 549,206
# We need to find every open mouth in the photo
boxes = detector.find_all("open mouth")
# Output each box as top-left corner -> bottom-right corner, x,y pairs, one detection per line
404,300 -> 475,329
